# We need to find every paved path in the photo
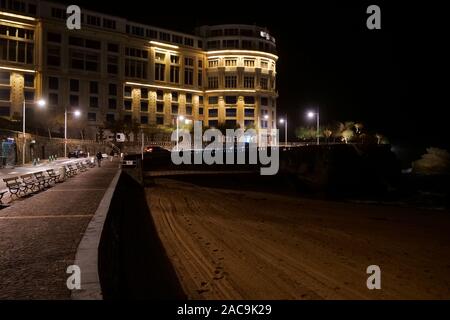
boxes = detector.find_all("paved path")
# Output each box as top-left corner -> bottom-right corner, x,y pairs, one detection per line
0,159 -> 119,299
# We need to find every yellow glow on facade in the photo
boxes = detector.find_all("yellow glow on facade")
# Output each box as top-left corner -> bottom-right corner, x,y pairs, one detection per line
205,89 -> 257,93
125,82 -> 203,94
149,41 -> 179,49
0,66 -> 36,73
206,50 -> 278,60
0,18 -> 34,26
0,11 -> 36,21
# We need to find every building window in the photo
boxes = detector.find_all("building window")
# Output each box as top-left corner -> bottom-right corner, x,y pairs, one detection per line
186,93 -> 192,103
186,106 -> 192,115
140,101 -> 148,112
89,96 -> 99,108
226,108 -> 237,117
0,71 -> 9,85
49,93 -> 58,106
244,76 -> 254,88
155,63 -> 165,81
184,37 -> 194,46
261,97 -> 268,106
48,77 -> 58,90
107,43 -> 119,52
170,55 -> 179,64
155,52 -> 165,62
199,96 -> 204,105
198,70 -> 203,86
171,104 -> 178,114
208,109 -> 218,117
24,74 -> 34,88
244,108 -> 255,117
125,59 -> 147,79
124,86 -> 132,97
156,90 -> 164,100
108,83 -> 117,96
171,92 -> 178,102
141,115 -> 148,124
244,96 -> 255,104
0,88 -> 10,101
70,79 -> 79,92
139,88 -> 147,99
225,76 -> 237,88
106,113 -> 115,123
124,100 -> 132,110
199,107 -> 204,115
70,95 -> 79,106
208,96 -> 218,104
184,68 -> 193,85
260,60 -> 269,69
225,58 -> 237,66
260,78 -> 268,90
172,35 -> 183,44
244,59 -> 255,67
107,55 -> 119,75
207,76 -> 218,89
170,66 -> 179,83
208,120 -> 218,127
208,59 -> 218,68
156,102 -> 164,113
108,98 -> 117,109
156,116 -> 164,125
244,120 -> 254,127
103,18 -> 116,30
47,32 -> 62,43
24,91 -> 34,101
225,96 -> 237,104
88,112 -> 97,121
89,81 -> 99,94
47,46 -> 60,66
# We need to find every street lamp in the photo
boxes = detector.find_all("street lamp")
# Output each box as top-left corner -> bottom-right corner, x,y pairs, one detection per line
279,116 -> 288,147
22,98 -> 46,164
307,109 -> 320,145
64,108 -> 81,158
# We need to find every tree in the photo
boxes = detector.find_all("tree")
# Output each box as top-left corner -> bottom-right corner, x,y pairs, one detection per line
341,129 -> 354,144
323,129 -> 333,143
295,126 -> 316,141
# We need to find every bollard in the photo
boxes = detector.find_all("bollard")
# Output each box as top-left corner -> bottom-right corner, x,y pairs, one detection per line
33,158 -> 36,166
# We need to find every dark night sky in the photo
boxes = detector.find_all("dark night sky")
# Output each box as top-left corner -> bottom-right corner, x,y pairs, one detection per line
53,0 -> 448,152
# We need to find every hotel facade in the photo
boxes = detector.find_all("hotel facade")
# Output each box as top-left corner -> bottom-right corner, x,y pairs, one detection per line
0,0 -> 278,140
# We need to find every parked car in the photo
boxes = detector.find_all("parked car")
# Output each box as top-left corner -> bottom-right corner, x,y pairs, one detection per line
144,146 -> 170,154
68,150 -> 88,158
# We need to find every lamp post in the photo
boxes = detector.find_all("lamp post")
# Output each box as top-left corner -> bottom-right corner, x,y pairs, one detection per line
64,108 -> 81,158
307,109 -> 320,145
279,115 -> 288,147
22,98 -> 46,165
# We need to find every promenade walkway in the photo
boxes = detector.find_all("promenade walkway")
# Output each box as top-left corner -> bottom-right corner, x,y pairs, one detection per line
0,159 -> 120,299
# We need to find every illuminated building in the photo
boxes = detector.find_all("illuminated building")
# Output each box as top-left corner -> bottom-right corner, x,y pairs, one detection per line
0,1 -> 278,139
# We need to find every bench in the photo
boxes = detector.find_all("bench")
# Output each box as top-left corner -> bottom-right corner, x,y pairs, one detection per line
20,173 -> 40,194
47,168 -> 63,183
76,161 -> 88,172
34,171 -> 53,189
84,159 -> 95,168
65,164 -> 78,178
3,177 -> 27,198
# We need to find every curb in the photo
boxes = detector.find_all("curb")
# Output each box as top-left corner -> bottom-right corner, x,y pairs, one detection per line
71,169 -> 122,300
